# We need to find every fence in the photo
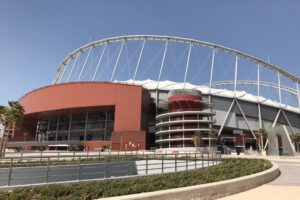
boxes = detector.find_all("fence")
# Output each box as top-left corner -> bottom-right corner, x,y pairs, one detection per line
0,152 -> 221,188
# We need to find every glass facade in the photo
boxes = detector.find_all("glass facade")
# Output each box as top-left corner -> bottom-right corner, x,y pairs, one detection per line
35,111 -> 114,142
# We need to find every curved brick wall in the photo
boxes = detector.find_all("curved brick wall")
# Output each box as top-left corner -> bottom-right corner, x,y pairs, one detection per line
12,82 -> 150,151
20,82 -> 147,132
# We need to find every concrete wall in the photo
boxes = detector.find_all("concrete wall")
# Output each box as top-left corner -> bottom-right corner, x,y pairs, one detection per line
268,125 -> 295,156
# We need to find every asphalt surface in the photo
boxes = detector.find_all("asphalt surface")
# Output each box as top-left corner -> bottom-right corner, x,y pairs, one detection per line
0,161 -> 137,187
0,160 -> 214,187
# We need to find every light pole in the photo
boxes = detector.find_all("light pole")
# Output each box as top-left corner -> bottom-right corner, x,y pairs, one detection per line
23,132 -> 28,141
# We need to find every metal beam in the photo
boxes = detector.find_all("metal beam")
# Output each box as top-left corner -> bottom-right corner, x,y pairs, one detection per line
281,110 -> 295,134
53,35 -> 300,85
209,49 -> 216,102
57,59 -> 70,83
133,40 -> 146,83
110,40 -> 125,81
183,43 -> 192,89
257,64 -> 260,97
297,82 -> 300,110
257,64 -> 262,129
66,53 -> 80,82
234,56 -> 238,97
84,111 -> 88,141
92,43 -> 107,81
258,103 -> 262,129
78,46 -> 93,81
157,41 -> 169,89
278,72 -> 282,104
235,99 -> 256,139
68,113 -> 72,141
217,99 -> 235,137
272,109 -> 281,128
206,80 -> 299,96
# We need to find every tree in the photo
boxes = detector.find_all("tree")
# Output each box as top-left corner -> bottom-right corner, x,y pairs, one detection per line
290,133 -> 300,152
258,128 -> 268,153
192,131 -> 202,152
208,128 -> 217,153
0,101 -> 25,157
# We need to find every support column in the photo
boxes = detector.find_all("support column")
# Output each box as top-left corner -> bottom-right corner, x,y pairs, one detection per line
169,133 -> 171,148
68,113 -> 72,141
297,82 -> 300,111
104,111 -> 108,140
234,56 -> 238,97
155,89 -> 159,114
84,111 -> 88,141
278,72 -> 282,104
55,115 -> 60,141
257,64 -> 262,129
183,132 -> 185,147
46,118 -> 50,141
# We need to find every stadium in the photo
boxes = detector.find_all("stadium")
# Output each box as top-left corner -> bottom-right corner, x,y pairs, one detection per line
9,35 -> 300,155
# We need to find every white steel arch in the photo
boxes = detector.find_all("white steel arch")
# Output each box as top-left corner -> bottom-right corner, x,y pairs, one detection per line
53,35 -> 300,84
51,35 -> 300,112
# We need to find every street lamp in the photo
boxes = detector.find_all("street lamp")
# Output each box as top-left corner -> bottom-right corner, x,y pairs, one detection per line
23,132 -> 28,141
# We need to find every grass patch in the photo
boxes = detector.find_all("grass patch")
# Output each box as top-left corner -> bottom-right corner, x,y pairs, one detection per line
0,158 -> 272,200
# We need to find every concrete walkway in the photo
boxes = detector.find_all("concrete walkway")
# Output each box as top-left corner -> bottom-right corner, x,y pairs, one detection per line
219,156 -> 300,200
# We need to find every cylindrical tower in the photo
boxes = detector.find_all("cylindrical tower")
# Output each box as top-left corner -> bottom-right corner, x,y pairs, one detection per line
155,89 -> 216,152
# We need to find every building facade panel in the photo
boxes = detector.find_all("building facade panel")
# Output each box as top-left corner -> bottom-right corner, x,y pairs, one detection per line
12,82 -> 150,151
20,82 -> 145,132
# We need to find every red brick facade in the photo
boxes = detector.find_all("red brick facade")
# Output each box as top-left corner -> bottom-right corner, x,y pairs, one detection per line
14,82 -> 150,151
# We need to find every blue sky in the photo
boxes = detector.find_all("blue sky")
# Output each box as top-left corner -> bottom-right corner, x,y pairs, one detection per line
0,0 -> 300,105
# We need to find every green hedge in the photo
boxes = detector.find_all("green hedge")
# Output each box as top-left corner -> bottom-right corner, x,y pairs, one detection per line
0,158 -> 272,200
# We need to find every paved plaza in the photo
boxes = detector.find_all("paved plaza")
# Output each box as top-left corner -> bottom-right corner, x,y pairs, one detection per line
219,157 -> 300,200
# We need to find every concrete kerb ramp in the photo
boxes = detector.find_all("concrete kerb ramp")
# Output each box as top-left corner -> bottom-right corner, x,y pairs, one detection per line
99,162 -> 280,200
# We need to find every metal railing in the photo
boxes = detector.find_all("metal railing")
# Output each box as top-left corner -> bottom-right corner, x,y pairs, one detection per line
0,151 -> 221,187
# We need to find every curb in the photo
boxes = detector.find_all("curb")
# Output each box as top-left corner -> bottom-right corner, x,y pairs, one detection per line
99,162 -> 279,200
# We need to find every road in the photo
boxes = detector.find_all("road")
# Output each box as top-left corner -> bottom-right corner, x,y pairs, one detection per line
0,161 -> 137,187
219,159 -> 300,200
0,160 -> 215,187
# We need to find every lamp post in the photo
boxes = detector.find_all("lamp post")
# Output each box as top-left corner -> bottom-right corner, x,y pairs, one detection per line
23,132 -> 28,141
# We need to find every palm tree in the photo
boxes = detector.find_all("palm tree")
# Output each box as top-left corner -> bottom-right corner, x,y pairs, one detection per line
290,133 -> 300,152
258,128 -> 268,153
208,128 -> 217,153
0,101 -> 25,157
192,131 -> 202,152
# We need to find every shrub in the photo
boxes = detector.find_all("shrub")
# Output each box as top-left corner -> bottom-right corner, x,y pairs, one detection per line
0,158 -> 272,200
